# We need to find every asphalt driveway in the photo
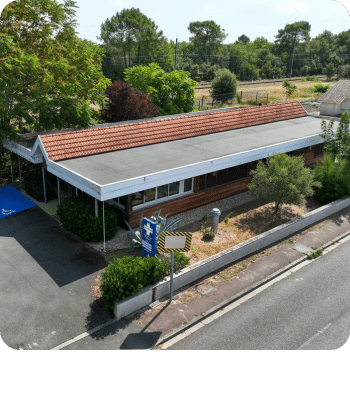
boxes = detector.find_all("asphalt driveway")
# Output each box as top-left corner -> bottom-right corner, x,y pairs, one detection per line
0,206 -> 113,350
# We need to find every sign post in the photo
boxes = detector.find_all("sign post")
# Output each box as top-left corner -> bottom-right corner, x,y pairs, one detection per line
142,217 -> 157,258
158,232 -> 192,302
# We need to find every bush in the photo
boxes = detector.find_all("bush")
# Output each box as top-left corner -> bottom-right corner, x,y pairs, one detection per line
100,80 -> 159,123
306,75 -> 319,81
211,68 -> 237,103
312,154 -> 350,203
157,252 -> 190,273
100,256 -> 169,315
57,196 -> 118,242
313,84 -> 331,93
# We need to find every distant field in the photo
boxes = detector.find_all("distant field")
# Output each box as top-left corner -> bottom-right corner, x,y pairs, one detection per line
194,77 -> 333,109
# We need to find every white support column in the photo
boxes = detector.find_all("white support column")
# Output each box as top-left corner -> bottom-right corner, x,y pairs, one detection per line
18,155 -> 22,186
42,165 -> 47,203
95,198 -> 98,218
57,177 -> 61,205
103,201 -> 106,252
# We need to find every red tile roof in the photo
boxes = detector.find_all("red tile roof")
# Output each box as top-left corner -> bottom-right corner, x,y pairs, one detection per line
40,101 -> 307,162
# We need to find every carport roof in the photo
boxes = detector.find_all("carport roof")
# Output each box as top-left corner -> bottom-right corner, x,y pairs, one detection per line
56,115 -> 324,186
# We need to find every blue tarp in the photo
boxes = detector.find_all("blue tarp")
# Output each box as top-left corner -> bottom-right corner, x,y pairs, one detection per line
0,185 -> 36,219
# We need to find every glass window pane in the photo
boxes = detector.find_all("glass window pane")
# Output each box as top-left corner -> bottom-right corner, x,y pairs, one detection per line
184,178 -> 192,192
132,191 -> 144,206
145,188 -> 156,203
157,185 -> 168,199
169,181 -> 180,196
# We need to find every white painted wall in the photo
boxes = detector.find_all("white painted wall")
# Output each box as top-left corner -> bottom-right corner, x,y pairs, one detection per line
320,102 -> 341,116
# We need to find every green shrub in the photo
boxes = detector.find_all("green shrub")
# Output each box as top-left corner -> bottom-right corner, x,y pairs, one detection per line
100,256 -> 168,315
312,154 -> 350,203
306,75 -> 319,81
57,196 -> 118,242
313,84 -> 331,93
307,249 -> 323,259
157,252 -> 190,273
211,68 -> 237,103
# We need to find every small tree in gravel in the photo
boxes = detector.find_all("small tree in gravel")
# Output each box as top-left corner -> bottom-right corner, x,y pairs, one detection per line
210,68 -> 237,103
248,153 -> 321,216
100,80 -> 159,123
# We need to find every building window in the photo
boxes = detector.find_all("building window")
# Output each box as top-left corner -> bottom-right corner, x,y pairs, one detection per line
132,179 -> 193,208
184,178 -> 192,192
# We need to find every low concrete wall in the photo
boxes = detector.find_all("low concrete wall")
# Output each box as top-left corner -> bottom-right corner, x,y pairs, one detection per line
114,197 -> 350,319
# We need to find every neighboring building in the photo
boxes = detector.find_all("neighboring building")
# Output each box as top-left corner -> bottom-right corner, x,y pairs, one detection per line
3,102 -> 326,228
318,79 -> 350,116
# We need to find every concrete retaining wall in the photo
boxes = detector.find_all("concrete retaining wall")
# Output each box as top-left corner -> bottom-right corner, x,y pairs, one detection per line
114,197 -> 350,319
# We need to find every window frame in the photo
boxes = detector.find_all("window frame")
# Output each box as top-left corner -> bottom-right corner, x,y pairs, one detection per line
132,178 -> 193,211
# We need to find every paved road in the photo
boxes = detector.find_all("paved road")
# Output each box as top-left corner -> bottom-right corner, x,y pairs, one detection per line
169,240 -> 350,350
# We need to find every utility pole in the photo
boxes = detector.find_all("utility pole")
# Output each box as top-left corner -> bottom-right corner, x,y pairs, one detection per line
174,38 -> 178,70
289,36 -> 297,79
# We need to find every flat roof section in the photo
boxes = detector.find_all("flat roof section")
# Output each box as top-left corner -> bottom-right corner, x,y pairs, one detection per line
56,116 -> 325,186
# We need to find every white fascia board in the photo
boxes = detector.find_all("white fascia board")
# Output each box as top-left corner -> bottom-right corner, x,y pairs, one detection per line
2,139 -> 43,163
99,134 -> 324,201
47,160 -> 102,199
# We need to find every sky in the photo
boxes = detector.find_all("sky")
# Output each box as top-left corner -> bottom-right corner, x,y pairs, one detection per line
1,0 -> 350,44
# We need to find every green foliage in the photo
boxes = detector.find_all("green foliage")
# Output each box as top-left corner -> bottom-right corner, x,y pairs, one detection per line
307,248 -> 323,259
282,80 -> 297,100
322,63 -> 336,80
312,154 -> 350,203
98,7 -> 172,78
100,256 -> 168,315
224,212 -> 234,225
100,80 -> 159,122
188,20 -> 227,56
321,111 -> 350,162
157,252 -> 190,274
211,68 -> 237,103
124,63 -> 197,115
0,0 -> 110,138
313,84 -> 331,93
306,75 -> 319,81
201,221 -> 216,239
249,153 -> 320,215
57,196 -> 118,242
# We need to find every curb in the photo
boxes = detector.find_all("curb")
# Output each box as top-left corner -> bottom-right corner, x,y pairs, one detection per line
152,228 -> 350,349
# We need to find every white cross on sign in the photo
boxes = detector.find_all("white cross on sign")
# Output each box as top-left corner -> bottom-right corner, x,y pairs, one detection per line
144,222 -> 153,236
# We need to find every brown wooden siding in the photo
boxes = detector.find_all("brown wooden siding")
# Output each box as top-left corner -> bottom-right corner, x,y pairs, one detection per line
126,147 -> 322,228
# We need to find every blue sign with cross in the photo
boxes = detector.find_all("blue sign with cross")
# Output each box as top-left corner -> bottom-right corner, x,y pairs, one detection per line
142,217 -> 157,257
0,185 -> 36,220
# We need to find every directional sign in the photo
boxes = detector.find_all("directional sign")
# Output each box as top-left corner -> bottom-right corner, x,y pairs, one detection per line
158,232 -> 192,253
142,217 -> 156,257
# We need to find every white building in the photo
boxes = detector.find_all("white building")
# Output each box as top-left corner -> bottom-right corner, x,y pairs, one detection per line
318,79 -> 350,116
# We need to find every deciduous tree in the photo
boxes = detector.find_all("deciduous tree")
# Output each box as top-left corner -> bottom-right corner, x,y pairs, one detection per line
249,153 -> 319,216
100,80 -> 159,123
0,0 -> 110,141
124,63 -> 197,115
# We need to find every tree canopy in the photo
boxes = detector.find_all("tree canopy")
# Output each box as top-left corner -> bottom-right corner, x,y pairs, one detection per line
321,111 -> 350,162
124,63 -> 197,115
248,153 -> 319,216
0,0 -> 110,140
188,20 -> 227,57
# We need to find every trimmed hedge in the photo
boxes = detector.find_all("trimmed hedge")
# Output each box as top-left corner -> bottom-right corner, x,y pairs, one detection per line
57,196 -> 118,242
101,256 -> 168,315
100,252 -> 190,315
